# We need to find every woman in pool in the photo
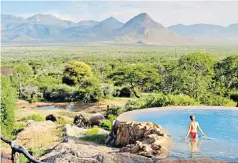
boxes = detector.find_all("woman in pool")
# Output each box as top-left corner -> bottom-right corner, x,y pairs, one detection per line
184,115 -> 206,139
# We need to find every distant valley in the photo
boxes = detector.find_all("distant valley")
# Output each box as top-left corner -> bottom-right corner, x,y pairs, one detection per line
1,13 -> 238,44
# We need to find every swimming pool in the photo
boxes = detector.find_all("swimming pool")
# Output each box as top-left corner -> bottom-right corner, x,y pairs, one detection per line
118,107 -> 238,161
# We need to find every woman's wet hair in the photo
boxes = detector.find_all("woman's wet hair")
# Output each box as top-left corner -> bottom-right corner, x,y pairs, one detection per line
190,115 -> 195,121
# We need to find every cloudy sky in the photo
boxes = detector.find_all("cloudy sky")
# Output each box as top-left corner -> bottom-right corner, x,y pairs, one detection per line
2,1 -> 238,27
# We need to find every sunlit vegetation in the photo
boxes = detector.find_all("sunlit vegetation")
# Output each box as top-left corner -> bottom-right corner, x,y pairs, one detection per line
1,44 -> 238,138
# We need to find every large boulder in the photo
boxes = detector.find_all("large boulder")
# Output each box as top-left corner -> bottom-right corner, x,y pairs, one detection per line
46,114 -> 57,122
106,121 -> 170,159
73,113 -> 105,128
16,120 -> 58,149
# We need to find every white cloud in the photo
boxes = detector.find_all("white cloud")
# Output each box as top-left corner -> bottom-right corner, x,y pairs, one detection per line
14,1 -> 238,26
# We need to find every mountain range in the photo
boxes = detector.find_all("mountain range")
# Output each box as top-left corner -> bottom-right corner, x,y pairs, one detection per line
1,13 -> 238,44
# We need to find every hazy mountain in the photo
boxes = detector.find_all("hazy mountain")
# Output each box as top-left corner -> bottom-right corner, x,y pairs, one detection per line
89,17 -> 123,34
2,13 -> 238,44
77,20 -> 99,28
114,13 -> 186,44
169,24 -> 238,41
2,23 -> 62,42
27,14 -> 76,28
64,17 -> 124,41
1,14 -> 27,30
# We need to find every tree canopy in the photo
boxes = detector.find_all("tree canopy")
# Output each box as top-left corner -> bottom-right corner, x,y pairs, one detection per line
1,76 -> 17,136
108,65 -> 160,97
62,61 -> 93,86
163,52 -> 215,100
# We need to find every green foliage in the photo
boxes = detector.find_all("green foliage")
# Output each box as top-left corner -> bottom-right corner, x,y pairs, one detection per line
72,77 -> 102,103
215,55 -> 238,93
62,61 -> 93,86
162,52 -> 215,101
105,106 -> 125,117
1,76 -> 17,136
168,94 -> 199,106
112,87 -> 121,97
56,116 -> 73,125
11,122 -> 25,138
108,65 -> 160,98
99,114 -> 116,131
38,75 -> 61,88
21,114 -> 44,122
1,45 -> 237,108
85,126 -> 100,135
101,83 -> 114,98
19,154 -> 28,163
14,64 -> 32,74
200,94 -> 236,106
125,93 -> 199,111
43,84 -> 75,102
99,119 -> 112,131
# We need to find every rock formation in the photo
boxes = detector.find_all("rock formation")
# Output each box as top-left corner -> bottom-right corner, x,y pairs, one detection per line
73,113 -> 105,128
40,122 -> 230,163
106,121 -> 170,159
16,120 -> 58,149
46,114 -> 57,122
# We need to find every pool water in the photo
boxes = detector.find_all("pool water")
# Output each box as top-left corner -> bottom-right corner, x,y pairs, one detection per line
134,109 -> 238,161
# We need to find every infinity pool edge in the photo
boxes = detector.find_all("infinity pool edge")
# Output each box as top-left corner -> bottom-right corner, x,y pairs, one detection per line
117,106 -> 238,122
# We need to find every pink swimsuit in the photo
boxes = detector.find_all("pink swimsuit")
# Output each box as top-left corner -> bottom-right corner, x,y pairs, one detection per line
190,132 -> 197,138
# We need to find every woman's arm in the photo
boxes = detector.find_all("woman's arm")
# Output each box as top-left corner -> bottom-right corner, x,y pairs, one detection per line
197,123 -> 206,136
184,123 -> 191,138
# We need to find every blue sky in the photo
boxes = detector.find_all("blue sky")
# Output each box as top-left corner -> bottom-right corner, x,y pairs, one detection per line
2,1 -> 238,26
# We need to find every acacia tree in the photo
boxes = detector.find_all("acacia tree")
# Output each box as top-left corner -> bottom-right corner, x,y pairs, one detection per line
1,76 -> 17,136
62,61 -> 102,103
62,61 -> 93,86
214,55 -> 238,95
168,52 -> 215,100
14,64 -> 33,97
108,65 -> 160,98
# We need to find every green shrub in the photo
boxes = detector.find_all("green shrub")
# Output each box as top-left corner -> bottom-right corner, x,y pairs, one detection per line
168,94 -> 199,106
105,106 -> 125,117
112,87 -> 121,97
85,126 -> 99,135
56,116 -> 73,125
99,119 -> 112,131
200,94 -> 236,106
101,83 -> 113,98
21,114 -> 44,122
72,84 -> 102,103
108,114 -> 116,122
19,154 -> 28,163
99,114 -> 116,131
12,122 -> 25,138
1,76 -> 17,137
43,84 -> 75,102
125,93 -> 199,111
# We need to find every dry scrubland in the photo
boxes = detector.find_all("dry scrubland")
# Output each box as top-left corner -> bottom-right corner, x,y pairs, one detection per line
2,44 -> 238,61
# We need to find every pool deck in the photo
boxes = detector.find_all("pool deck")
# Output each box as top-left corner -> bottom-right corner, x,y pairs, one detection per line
117,106 -> 238,122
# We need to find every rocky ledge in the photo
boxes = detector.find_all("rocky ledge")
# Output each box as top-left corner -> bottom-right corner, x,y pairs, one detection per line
36,120 -> 233,163
106,121 -> 170,159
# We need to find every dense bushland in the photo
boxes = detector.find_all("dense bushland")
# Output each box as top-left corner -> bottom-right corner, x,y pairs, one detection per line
1,47 -> 237,134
